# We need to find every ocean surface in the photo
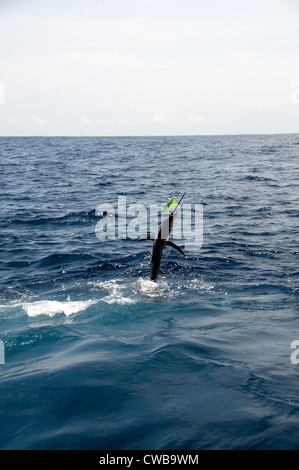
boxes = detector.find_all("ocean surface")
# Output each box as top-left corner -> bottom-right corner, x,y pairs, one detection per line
0,134 -> 298,450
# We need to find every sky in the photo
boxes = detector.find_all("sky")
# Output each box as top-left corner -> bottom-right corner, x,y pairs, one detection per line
0,0 -> 299,136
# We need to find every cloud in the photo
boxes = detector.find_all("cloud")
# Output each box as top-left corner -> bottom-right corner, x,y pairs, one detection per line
96,117 -> 136,126
80,116 -> 136,127
0,80 -> 4,104
69,18 -> 242,45
1,0 -> 299,136
6,116 -> 23,124
152,114 -> 206,124
291,80 -> 299,105
32,114 -> 46,125
80,115 -> 93,126
55,50 -> 175,70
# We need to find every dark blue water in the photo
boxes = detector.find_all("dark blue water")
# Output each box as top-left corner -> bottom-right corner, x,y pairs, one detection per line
0,135 -> 298,450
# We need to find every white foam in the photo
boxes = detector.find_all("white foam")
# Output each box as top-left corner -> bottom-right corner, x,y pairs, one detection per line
137,278 -> 162,292
88,279 -> 123,290
101,295 -> 136,305
98,280 -> 136,304
188,278 -> 215,292
134,277 -> 170,298
22,299 -> 98,317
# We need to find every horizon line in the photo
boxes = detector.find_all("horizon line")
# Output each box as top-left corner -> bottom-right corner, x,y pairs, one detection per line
0,132 -> 298,138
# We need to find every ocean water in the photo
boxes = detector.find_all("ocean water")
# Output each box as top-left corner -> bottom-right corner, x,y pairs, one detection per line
0,134 -> 298,450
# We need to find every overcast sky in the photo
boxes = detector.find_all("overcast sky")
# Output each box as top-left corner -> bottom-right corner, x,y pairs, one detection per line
0,0 -> 299,136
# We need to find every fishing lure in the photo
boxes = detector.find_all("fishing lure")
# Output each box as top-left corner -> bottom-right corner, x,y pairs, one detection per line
161,196 -> 177,211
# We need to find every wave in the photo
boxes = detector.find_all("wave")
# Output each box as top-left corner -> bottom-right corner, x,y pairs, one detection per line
5,209 -> 99,226
0,275 -> 218,318
21,299 -> 98,317
245,175 -> 276,183
35,252 -> 100,268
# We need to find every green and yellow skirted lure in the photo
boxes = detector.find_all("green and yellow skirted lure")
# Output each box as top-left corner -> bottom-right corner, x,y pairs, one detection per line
162,196 -> 177,211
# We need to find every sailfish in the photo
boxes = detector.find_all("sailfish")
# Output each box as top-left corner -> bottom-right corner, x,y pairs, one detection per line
139,193 -> 186,281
